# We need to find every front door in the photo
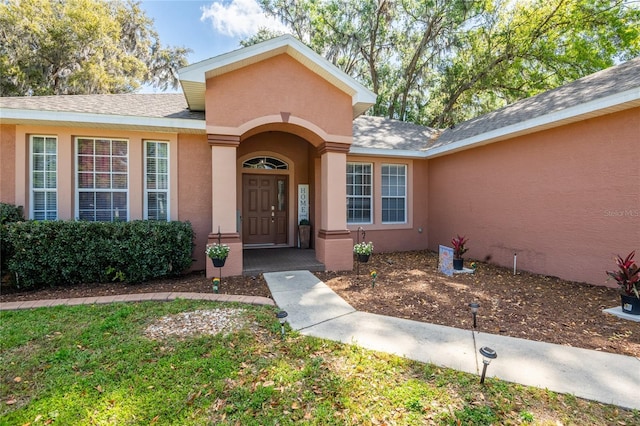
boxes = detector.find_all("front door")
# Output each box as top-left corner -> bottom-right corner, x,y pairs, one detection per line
242,174 -> 288,245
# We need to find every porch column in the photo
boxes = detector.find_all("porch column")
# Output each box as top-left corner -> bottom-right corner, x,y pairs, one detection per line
316,142 -> 353,271
207,134 -> 242,277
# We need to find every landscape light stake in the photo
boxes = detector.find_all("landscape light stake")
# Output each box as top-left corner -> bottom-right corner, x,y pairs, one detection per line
212,277 -> 220,293
469,302 -> 480,328
479,346 -> 497,384
217,227 -> 224,289
276,310 -> 288,339
356,226 -> 366,277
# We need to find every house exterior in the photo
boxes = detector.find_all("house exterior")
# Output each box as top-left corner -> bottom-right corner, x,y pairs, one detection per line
1,35 -> 638,286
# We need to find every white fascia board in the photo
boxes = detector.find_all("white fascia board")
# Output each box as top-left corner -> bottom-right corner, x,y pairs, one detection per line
425,87 -> 640,158
178,36 -> 298,82
0,108 -> 206,132
349,147 -> 427,159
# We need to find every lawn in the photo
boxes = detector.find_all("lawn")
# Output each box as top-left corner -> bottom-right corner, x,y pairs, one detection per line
1,300 -> 637,425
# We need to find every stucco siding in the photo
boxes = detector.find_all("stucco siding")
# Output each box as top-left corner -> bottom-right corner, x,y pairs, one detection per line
177,134 -> 211,271
427,107 -> 640,286
205,54 -> 353,137
0,124 -> 17,205
346,157 -> 430,253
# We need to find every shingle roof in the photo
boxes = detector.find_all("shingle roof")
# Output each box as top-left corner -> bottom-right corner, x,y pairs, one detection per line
0,93 -> 204,120
433,56 -> 640,148
352,115 -> 439,151
1,57 -> 637,155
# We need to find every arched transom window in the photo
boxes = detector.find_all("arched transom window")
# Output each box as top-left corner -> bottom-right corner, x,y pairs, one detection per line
243,156 -> 288,170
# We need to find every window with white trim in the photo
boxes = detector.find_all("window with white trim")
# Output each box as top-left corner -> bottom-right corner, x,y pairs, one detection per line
145,141 -> 169,221
381,164 -> 406,223
30,136 -> 57,220
76,138 -> 128,221
347,162 -> 373,224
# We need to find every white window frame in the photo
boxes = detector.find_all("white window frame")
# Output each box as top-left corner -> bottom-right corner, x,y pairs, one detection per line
75,137 -> 129,222
144,140 -> 170,221
29,135 -> 58,220
381,163 -> 407,224
347,162 -> 373,224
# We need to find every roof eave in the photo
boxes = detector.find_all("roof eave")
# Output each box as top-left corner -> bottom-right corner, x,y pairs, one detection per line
0,108 -> 206,134
348,146 -> 428,159
425,87 -> 640,159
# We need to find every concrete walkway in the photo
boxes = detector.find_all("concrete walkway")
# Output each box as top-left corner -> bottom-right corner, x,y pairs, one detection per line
264,270 -> 640,410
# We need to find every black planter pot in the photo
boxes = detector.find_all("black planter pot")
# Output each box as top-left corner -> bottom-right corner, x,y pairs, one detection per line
212,257 -> 226,268
621,294 -> 640,315
453,258 -> 464,270
357,254 -> 371,263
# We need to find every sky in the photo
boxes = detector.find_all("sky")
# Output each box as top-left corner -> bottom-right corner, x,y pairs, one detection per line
140,0 -> 288,65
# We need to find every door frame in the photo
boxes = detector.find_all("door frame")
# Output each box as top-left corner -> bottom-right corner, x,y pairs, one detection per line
238,152 -> 296,248
242,174 -> 288,246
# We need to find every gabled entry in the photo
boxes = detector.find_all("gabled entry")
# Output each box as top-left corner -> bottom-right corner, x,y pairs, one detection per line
182,34 -> 376,277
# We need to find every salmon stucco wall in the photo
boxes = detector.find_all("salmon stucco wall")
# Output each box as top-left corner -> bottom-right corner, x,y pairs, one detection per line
427,108 -> 640,286
177,134 -> 211,272
0,124 -> 17,205
347,157 -> 429,253
205,54 -> 353,138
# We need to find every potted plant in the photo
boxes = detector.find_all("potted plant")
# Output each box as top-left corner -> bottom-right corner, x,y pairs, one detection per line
451,235 -> 468,270
206,243 -> 230,268
606,250 -> 640,315
298,219 -> 311,249
354,241 -> 374,263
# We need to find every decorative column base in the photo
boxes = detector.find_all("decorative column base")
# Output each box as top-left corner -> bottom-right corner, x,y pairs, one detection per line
206,233 -> 242,277
316,230 -> 353,271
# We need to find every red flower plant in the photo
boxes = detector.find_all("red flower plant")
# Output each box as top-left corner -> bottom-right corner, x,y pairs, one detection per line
451,235 -> 468,259
607,251 -> 640,298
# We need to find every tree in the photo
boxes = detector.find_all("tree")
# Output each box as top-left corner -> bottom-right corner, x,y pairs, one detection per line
0,0 -> 190,96
255,0 -> 640,128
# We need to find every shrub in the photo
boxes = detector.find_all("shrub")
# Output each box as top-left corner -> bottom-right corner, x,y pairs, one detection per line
0,203 -> 24,279
3,220 -> 194,289
0,203 -> 24,224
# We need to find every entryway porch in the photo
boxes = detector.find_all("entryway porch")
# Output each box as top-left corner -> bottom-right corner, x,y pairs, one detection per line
242,248 -> 325,276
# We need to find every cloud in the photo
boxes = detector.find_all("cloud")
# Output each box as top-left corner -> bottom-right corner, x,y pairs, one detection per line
200,0 -> 289,38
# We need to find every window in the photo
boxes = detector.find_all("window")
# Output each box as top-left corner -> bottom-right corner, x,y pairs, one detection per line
347,162 -> 372,224
30,136 -> 57,220
382,164 -> 406,223
243,156 -> 288,169
145,141 -> 169,220
76,138 -> 128,221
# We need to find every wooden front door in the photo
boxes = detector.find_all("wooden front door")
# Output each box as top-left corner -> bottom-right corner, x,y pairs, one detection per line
242,174 -> 288,245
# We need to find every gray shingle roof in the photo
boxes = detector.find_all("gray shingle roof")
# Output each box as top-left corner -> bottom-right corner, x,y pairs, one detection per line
0,93 -> 204,120
1,57 -> 637,154
434,56 -> 640,147
352,115 -> 439,151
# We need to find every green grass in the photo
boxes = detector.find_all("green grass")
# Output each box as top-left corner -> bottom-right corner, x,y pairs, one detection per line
1,301 -> 638,425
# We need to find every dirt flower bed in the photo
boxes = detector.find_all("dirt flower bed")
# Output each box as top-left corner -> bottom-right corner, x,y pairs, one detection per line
2,250 -> 638,357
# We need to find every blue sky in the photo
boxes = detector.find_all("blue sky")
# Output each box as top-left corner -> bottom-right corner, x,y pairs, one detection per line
140,0 -> 287,64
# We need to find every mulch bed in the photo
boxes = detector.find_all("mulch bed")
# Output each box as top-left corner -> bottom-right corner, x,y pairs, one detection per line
2,250 -> 638,357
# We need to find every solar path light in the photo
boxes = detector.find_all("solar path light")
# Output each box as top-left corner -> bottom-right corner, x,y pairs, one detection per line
469,302 -> 480,328
479,346 -> 497,384
276,310 -> 288,338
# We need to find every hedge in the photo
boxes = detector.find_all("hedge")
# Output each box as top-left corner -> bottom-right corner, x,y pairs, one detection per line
0,203 -> 24,278
3,219 -> 194,289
